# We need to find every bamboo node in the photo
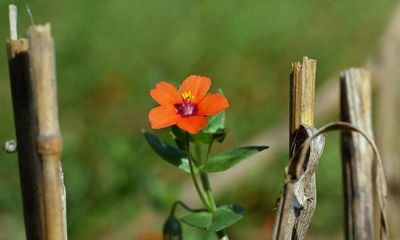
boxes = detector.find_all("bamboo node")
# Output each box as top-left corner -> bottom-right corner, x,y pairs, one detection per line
37,135 -> 62,155
8,39 -> 29,58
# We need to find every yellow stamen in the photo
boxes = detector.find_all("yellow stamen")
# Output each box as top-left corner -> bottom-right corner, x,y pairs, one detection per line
181,91 -> 195,102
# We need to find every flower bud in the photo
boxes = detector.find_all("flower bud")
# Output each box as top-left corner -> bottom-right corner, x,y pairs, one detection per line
163,215 -> 182,240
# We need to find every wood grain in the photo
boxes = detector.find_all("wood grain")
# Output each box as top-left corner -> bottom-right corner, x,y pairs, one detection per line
340,68 -> 387,240
272,57 -> 324,240
28,24 -> 67,240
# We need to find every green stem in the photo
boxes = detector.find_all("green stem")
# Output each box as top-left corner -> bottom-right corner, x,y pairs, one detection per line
201,142 -> 230,240
199,172 -> 229,239
204,140 -> 214,166
200,171 -> 217,212
195,142 -> 202,165
188,136 -> 230,239
186,134 -> 211,210
170,201 -> 207,216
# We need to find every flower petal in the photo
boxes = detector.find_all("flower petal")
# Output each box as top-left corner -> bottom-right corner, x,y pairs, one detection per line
197,93 -> 229,116
149,105 -> 178,129
180,75 -> 211,103
150,82 -> 181,106
177,116 -> 207,134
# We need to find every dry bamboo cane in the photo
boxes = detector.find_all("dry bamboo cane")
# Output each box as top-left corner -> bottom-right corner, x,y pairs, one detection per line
271,57 -> 325,240
6,5 -> 47,239
7,11 -> 67,238
7,23 -> 47,240
7,7 -> 68,237
340,68 -> 387,240
28,24 -> 67,240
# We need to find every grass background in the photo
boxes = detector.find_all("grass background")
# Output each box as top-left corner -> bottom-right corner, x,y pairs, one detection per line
0,0 -> 396,239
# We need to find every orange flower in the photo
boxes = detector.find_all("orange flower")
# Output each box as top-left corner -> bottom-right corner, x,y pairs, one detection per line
149,75 -> 229,134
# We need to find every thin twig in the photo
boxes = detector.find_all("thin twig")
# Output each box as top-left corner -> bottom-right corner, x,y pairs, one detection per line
9,4 -> 18,40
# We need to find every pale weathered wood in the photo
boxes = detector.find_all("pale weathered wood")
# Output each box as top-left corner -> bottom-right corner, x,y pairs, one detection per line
289,57 -> 316,146
272,125 -> 325,240
372,4 -> 400,238
28,24 -> 67,240
272,57 -> 324,240
340,68 -> 387,240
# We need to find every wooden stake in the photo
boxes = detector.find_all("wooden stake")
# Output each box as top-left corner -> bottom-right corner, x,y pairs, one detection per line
373,4 -> 400,238
7,5 -> 46,239
272,57 -> 324,240
340,68 -> 387,240
7,5 -> 67,237
7,31 -> 48,240
289,57 -> 316,147
28,23 -> 67,240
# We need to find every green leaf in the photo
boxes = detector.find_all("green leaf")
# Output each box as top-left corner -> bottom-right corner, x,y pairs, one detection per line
180,205 -> 244,231
186,111 -> 227,145
190,129 -> 227,144
143,129 -> 195,173
178,158 -> 196,173
208,205 -> 244,231
203,111 -> 225,133
212,129 -> 227,143
180,211 -> 212,230
189,131 -> 213,144
170,126 -> 187,151
205,146 -> 269,172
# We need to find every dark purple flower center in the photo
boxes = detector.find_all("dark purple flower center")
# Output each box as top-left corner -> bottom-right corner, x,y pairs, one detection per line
175,101 -> 197,117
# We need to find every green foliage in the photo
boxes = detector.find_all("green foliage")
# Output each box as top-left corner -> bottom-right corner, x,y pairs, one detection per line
180,205 -> 243,232
143,129 -> 194,173
190,112 -> 227,144
170,111 -> 226,148
181,211 -> 211,230
143,129 -> 186,162
203,112 -> 225,134
171,126 -> 188,151
144,115 -> 268,174
144,106 -> 264,237
205,146 -> 269,172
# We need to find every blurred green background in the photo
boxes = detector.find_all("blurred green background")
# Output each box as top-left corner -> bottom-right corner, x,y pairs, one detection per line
0,0 -> 396,239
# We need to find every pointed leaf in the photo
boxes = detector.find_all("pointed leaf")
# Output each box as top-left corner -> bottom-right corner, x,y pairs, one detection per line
186,111 -> 227,145
143,129 -> 195,173
213,129 -> 227,143
180,211 -> 212,230
170,126 -> 188,151
190,131 -> 214,144
205,146 -> 269,172
181,205 -> 244,231
208,205 -> 244,231
203,111 -> 225,133
190,129 -> 227,145
177,158 -> 197,173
